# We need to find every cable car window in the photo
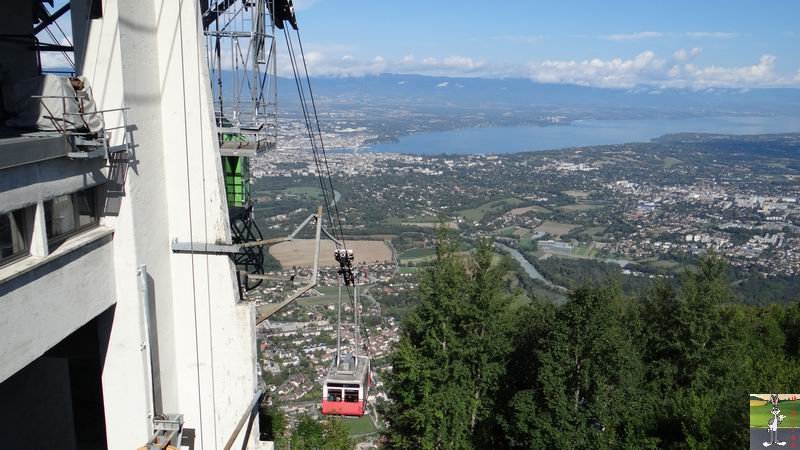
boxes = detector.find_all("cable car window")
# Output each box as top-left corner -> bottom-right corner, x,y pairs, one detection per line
326,383 -> 360,389
344,390 -> 359,402
327,389 -> 342,401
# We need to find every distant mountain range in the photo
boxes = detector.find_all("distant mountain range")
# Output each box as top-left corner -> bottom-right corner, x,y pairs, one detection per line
275,73 -> 800,116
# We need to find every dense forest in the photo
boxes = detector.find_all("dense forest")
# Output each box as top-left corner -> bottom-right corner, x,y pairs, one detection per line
382,234 -> 800,449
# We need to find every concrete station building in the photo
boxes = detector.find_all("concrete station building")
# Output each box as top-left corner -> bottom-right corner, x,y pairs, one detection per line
0,1 -> 262,448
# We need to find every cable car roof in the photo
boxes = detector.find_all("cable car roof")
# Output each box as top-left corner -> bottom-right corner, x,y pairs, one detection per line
325,354 -> 369,383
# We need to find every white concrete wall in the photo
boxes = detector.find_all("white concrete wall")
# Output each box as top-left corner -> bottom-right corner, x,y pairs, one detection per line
153,1 -> 257,448
0,235 -> 115,383
0,1 -> 258,446
72,0 -> 258,448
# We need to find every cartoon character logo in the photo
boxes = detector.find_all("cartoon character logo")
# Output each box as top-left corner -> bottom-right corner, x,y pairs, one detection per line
764,394 -> 787,447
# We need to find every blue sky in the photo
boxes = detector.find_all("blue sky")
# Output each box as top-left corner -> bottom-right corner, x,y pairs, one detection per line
288,0 -> 800,88
41,0 -> 799,89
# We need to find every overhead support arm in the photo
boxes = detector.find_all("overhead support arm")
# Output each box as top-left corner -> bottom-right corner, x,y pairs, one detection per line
255,206 -> 322,324
33,2 -> 70,35
202,0 -> 238,29
172,208 -> 326,255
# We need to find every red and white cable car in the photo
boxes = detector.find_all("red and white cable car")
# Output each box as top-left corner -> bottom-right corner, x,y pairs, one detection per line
322,353 -> 370,416
322,256 -> 370,416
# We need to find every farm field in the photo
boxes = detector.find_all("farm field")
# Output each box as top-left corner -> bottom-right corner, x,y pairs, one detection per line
558,202 -> 607,212
534,221 -> 578,236
269,239 -> 392,268
384,215 -> 438,224
662,156 -> 683,168
509,205 -> 551,216
399,247 -> 436,261
573,244 -> 599,257
297,295 -> 340,306
563,190 -> 590,199
458,198 -> 524,221
401,221 -> 459,229
343,415 -> 378,435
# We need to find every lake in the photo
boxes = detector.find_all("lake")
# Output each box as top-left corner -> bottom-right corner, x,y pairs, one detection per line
368,115 -> 800,155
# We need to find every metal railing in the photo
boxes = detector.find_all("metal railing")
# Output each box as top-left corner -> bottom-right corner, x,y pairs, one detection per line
31,94 -> 130,160
224,389 -> 265,450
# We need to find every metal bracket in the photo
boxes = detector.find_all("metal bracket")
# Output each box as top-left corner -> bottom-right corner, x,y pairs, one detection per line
140,413 -> 184,450
171,208 -> 334,256
171,240 -> 243,255
254,206 -> 323,324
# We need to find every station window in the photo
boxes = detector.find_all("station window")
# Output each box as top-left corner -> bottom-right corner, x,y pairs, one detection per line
45,187 -> 99,246
0,209 -> 30,266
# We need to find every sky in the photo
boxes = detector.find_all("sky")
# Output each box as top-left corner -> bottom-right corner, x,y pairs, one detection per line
41,0 -> 800,90
287,0 -> 800,89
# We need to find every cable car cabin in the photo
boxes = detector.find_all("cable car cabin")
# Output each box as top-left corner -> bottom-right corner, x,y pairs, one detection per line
322,354 -> 370,416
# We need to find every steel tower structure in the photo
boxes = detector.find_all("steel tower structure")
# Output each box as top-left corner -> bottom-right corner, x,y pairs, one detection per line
201,0 -> 283,291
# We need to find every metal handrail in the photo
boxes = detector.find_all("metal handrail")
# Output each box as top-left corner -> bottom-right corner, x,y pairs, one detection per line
223,389 -> 265,450
29,93 -> 131,160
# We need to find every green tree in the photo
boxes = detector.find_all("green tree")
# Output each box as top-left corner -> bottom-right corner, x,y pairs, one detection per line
640,256 -> 750,448
259,399 -> 287,448
384,234 -> 512,449
290,415 -> 353,450
532,284 -> 655,449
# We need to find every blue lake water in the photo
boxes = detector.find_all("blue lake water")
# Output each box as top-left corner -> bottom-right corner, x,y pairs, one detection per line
368,115 -> 800,155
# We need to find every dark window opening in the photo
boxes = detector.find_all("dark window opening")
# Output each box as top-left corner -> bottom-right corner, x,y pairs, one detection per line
0,208 -> 30,266
327,389 -> 342,402
326,383 -> 360,389
344,390 -> 359,402
45,187 -> 99,249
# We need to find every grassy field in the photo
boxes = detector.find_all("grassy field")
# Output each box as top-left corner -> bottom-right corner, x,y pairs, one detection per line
535,221 -> 578,236
573,244 -> 599,257
639,259 -> 686,274
269,239 -> 392,268
284,186 -> 325,199
399,247 -> 436,260
563,190 -> 590,199
314,286 -> 341,295
497,226 -> 518,237
509,205 -> 551,216
399,266 -> 418,274
297,295 -> 340,306
750,400 -> 800,428
662,156 -> 683,168
401,221 -> 459,229
343,415 -> 378,435
458,198 -> 524,221
558,202 -> 607,212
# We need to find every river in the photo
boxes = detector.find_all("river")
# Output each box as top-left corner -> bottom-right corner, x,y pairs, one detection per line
495,243 -> 567,292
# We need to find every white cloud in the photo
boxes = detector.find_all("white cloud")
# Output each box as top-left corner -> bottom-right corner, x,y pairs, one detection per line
602,31 -> 664,41
526,51 -> 667,88
276,46 -> 800,89
280,52 -> 488,78
677,54 -> 781,88
672,47 -> 702,62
